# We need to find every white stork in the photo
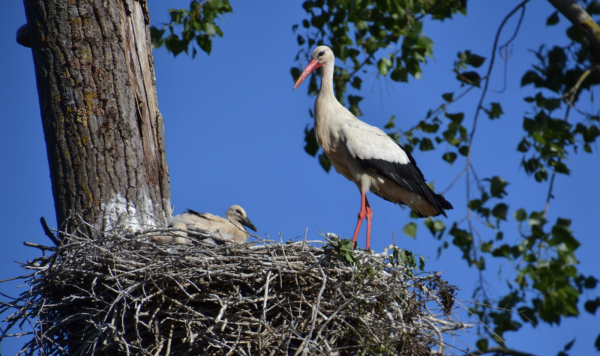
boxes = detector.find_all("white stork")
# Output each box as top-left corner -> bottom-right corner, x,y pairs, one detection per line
293,45 -> 452,250
152,205 -> 257,245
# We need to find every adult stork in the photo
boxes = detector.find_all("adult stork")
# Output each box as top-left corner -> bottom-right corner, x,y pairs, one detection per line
293,45 -> 452,250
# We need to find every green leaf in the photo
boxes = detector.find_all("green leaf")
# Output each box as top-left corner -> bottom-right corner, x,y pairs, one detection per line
442,152 -> 457,164
589,0 -> 600,14
445,112 -> 465,123
484,102 -> 503,120
391,65 -> 409,82
534,168 -> 549,182
468,198 -> 484,211
403,222 -> 417,238
546,11 -> 560,26
165,34 -> 186,57
351,76 -> 363,90
421,122 -> 440,133
303,126 -> 319,156
378,57 -> 392,76
450,224 -> 474,263
150,27 -> 166,48
476,338 -> 488,351
481,242 -> 492,253
554,161 -> 570,174
458,50 -> 486,68
485,176 -> 509,198
196,34 -> 212,54
442,92 -> 454,102
563,338 -> 576,351
319,153 -> 331,172
475,256 -> 486,270
399,250 -> 417,273
467,53 -> 486,68
517,137 -> 531,152
424,218 -> 445,238
348,95 -> 363,117
290,67 -> 301,82
521,70 -> 541,87
532,131 -> 546,145
492,244 -> 511,258
517,306 -> 539,325
460,71 -> 481,86
169,8 -> 184,23
551,219 -> 580,252
584,297 -> 600,315
384,115 -> 396,129
492,203 -> 509,220
297,35 -> 305,45
584,276 -> 598,289
514,208 -> 527,222
419,255 -> 426,271
419,137 -> 435,151
528,211 -> 544,228
202,22 -> 216,36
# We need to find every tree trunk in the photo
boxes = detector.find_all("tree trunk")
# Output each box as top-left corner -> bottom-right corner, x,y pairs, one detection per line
23,0 -> 171,238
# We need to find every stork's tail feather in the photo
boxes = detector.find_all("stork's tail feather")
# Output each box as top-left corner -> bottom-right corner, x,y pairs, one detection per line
436,193 -> 453,211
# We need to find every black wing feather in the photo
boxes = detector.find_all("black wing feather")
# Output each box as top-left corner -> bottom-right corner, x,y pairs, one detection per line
184,209 -> 205,217
358,144 -> 452,217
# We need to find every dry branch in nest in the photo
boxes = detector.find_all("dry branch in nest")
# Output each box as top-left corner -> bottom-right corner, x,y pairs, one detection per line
1,217 -> 472,355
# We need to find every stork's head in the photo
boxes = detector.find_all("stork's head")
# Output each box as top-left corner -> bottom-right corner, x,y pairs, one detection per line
225,205 -> 257,232
311,45 -> 334,65
293,45 -> 334,90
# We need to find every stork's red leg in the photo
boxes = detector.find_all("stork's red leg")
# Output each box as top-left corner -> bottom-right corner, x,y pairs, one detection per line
352,191 -> 368,249
365,196 -> 373,250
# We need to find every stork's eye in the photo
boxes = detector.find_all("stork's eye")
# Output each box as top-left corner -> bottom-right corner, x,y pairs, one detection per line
318,51 -> 325,57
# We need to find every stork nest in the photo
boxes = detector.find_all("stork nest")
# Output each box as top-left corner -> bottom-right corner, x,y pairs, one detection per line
1,221 -> 472,355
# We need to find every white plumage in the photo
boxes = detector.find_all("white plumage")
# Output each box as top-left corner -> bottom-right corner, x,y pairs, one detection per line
152,205 -> 257,245
293,45 -> 452,249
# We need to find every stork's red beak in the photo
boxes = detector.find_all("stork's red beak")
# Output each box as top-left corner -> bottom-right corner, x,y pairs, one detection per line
293,59 -> 322,90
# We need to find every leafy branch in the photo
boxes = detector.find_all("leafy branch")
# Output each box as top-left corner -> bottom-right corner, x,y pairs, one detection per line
150,0 -> 232,58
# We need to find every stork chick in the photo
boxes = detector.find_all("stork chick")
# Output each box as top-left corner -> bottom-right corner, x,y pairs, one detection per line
152,205 -> 257,245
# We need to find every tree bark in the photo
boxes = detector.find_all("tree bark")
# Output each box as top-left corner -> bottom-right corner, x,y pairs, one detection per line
23,0 -> 171,238
547,0 -> 600,53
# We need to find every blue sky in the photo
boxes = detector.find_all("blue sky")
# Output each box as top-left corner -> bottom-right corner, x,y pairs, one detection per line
1,1 -> 599,355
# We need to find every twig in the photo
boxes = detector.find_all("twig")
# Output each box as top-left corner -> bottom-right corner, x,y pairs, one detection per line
23,241 -> 56,252
40,217 -> 60,246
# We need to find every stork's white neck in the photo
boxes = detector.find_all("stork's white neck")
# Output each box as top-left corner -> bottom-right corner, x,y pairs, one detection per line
313,55 -> 350,152
319,59 -> 336,98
